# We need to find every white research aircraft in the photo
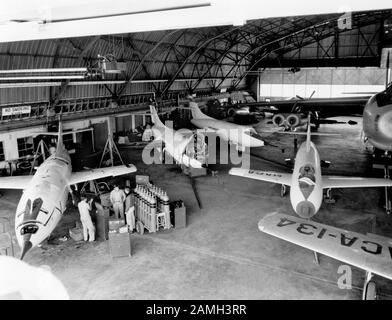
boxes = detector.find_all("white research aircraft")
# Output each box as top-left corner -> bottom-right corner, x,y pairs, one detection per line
229,116 -> 392,218
0,122 -> 137,259
149,105 -> 204,168
258,212 -> 392,300
189,102 -> 265,152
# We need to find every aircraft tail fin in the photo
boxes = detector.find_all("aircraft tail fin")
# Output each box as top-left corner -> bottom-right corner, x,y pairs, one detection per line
56,119 -> 64,151
149,105 -> 165,128
305,114 -> 312,152
190,102 -> 211,120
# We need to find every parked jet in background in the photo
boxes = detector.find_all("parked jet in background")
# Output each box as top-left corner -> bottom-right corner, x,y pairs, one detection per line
190,102 -> 265,152
149,105 -> 204,168
0,122 -> 137,259
237,54 -> 392,153
229,116 -> 392,218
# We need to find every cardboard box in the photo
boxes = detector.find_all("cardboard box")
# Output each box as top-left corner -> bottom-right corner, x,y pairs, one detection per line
108,232 -> 131,258
136,175 -> 149,185
69,227 -> 84,241
108,218 -> 125,231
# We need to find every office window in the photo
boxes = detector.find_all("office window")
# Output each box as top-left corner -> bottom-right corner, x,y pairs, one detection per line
0,141 -> 4,161
17,137 -> 34,158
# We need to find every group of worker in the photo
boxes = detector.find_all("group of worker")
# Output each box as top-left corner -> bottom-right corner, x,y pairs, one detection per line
76,184 -> 135,242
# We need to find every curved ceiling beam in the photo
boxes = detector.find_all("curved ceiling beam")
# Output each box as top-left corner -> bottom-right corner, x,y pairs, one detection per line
159,25 -> 245,96
50,35 -> 101,107
116,29 -> 181,97
231,11 -> 389,88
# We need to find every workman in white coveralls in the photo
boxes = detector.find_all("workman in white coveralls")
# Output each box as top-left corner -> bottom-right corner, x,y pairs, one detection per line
124,187 -> 135,231
110,184 -> 126,219
77,196 -> 95,242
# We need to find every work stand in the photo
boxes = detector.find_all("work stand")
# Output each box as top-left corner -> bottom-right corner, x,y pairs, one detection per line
30,139 -> 50,175
99,119 -> 125,167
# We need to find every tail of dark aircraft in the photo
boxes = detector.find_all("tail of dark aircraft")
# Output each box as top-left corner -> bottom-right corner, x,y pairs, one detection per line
56,115 -> 66,153
149,105 -> 165,128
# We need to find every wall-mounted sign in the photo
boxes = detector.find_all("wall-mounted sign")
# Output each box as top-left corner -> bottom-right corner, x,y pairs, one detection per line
1,105 -> 31,116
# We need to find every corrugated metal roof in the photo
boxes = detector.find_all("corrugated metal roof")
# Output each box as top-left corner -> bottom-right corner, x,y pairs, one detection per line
0,9 -> 391,104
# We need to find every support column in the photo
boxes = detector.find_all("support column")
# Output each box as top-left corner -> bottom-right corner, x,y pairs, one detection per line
131,114 -> 136,131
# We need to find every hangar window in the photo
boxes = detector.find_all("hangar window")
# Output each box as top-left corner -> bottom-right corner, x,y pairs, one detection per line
0,141 -> 5,161
17,137 -> 34,158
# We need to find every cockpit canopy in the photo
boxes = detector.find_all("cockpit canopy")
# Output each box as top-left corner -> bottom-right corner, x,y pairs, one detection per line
20,224 -> 39,235
298,164 -> 316,198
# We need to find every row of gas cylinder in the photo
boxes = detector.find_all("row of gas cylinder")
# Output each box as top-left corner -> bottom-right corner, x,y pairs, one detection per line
133,183 -> 171,232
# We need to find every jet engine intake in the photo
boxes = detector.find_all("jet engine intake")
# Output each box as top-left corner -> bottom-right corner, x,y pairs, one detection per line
272,114 -> 286,127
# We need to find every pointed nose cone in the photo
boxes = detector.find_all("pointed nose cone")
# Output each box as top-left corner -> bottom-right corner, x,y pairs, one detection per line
295,201 -> 316,219
20,240 -> 33,260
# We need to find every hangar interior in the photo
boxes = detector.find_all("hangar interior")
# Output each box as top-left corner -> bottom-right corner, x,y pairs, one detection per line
0,3 -> 392,300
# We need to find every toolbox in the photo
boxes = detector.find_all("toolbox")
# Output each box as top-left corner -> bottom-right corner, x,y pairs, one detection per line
108,232 -> 131,258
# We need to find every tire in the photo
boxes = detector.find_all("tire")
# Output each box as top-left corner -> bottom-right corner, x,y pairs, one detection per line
364,281 -> 377,300
136,221 -> 144,235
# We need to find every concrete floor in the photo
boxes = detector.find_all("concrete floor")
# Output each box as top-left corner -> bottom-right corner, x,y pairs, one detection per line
1,116 -> 391,299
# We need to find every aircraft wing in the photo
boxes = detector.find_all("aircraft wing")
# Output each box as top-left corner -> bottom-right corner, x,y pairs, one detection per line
258,213 -> 392,281
237,96 -> 370,118
0,175 -> 33,189
322,176 -> 392,189
229,168 -> 292,186
68,164 -> 137,185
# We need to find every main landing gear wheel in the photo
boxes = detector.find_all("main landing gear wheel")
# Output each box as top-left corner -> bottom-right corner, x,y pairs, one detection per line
136,221 -> 144,235
281,185 -> 287,197
364,281 -> 377,300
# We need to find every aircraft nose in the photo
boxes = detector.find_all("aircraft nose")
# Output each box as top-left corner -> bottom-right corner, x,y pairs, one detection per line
379,111 -> 392,139
295,201 -> 316,219
20,240 -> 33,260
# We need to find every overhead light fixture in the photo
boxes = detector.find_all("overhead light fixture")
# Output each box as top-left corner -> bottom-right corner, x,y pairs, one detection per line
0,67 -> 88,81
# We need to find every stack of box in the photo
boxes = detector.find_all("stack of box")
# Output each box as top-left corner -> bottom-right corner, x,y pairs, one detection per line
108,218 -> 132,258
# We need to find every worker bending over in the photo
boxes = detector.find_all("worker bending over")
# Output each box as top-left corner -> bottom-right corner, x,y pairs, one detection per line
110,184 -> 126,219
77,195 -> 95,242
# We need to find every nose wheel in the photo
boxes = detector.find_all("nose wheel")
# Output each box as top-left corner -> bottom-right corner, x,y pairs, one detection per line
362,272 -> 377,300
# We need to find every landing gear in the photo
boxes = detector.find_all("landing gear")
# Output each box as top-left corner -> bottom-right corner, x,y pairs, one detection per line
372,151 -> 391,215
281,184 -> 287,197
324,188 -> 335,204
362,272 -> 377,300
235,144 -> 245,153
383,165 -> 391,215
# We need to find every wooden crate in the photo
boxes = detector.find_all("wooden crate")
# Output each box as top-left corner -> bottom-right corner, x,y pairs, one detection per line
108,232 -> 131,258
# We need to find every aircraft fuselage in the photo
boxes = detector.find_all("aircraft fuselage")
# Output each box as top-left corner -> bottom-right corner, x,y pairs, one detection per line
191,118 -> 264,150
363,90 -> 392,152
290,141 -> 323,218
15,148 -> 72,256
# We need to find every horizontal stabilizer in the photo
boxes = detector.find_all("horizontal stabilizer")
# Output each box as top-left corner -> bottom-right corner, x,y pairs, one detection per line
322,176 -> 392,189
258,213 -> 392,280
0,175 -> 33,190
229,167 -> 292,186
68,164 -> 137,185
